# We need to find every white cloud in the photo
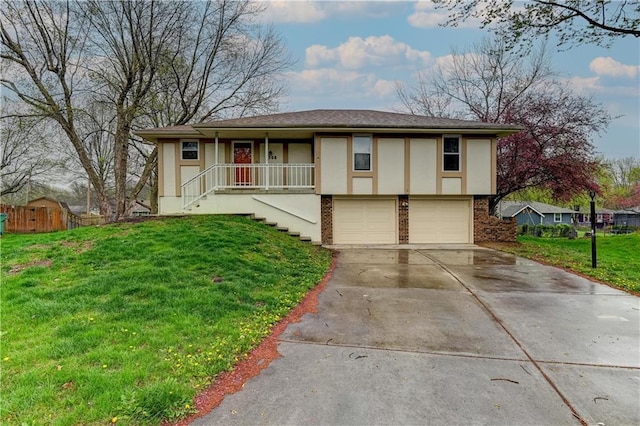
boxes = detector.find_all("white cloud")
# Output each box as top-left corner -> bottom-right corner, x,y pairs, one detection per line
305,35 -> 431,70
372,79 -> 397,98
589,57 -> 640,79
407,1 -> 479,28
562,76 -> 602,94
258,0 -> 398,24
305,44 -> 336,68
260,1 -> 327,24
286,68 -> 396,100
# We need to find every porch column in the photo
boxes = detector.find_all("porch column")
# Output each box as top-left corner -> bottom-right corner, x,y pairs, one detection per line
214,132 -> 219,165
265,132 -> 269,190
214,132 -> 219,190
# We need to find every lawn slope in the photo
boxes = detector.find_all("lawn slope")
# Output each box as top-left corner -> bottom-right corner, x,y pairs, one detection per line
0,215 -> 332,425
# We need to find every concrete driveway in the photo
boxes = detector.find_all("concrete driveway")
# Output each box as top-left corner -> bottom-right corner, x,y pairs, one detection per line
193,246 -> 640,425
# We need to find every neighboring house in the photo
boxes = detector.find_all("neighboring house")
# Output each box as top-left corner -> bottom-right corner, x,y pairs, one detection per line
136,109 -> 520,244
130,200 -> 151,217
576,208 -> 614,228
499,201 -> 576,226
613,210 -> 640,227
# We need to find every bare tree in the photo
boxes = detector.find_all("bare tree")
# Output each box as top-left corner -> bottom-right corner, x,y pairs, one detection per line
397,39 -> 553,122
0,113 -> 60,199
397,38 -> 611,212
433,0 -> 640,51
1,0 -> 291,220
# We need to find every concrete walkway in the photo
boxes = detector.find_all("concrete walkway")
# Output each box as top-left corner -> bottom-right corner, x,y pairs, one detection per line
193,247 -> 640,425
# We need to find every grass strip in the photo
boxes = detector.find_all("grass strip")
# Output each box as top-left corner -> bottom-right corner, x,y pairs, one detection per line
487,233 -> 640,294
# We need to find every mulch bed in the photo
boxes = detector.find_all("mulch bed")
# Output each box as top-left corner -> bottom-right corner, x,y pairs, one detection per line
171,252 -> 338,425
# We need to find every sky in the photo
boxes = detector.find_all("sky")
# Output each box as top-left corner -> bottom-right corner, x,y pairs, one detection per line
257,0 -> 640,160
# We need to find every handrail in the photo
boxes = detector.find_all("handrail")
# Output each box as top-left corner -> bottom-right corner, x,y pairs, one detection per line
182,163 -> 315,210
251,195 -> 317,224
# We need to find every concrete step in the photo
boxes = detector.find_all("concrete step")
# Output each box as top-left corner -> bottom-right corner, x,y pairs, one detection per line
264,222 -> 278,227
276,226 -> 289,232
299,236 -> 312,242
288,231 -> 301,237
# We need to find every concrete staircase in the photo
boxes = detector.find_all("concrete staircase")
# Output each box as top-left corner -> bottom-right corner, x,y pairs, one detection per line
249,214 -> 316,244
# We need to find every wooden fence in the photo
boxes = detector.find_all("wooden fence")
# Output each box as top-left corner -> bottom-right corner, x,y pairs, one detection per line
0,205 -> 106,233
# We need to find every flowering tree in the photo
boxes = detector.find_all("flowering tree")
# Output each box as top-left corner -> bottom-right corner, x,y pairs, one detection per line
497,88 -> 607,209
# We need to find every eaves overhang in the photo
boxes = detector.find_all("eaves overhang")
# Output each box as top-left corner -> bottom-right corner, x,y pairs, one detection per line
190,125 -> 520,140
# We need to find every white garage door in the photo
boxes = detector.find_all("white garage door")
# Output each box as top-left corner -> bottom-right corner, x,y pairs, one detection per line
333,199 -> 397,244
409,198 -> 471,243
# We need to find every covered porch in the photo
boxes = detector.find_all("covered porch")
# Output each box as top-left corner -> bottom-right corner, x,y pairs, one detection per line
182,162 -> 315,209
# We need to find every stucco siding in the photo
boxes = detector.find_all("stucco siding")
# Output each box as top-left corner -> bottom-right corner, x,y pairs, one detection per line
158,193 -> 321,242
204,142 -> 226,167
162,143 -> 176,197
377,138 -> 404,194
320,137 -> 348,194
442,177 -> 462,194
288,143 -> 312,163
409,138 -> 437,194
352,177 -> 373,194
259,143 -> 283,163
466,139 -> 492,194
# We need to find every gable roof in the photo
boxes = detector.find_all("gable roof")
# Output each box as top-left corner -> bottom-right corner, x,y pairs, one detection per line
136,109 -> 522,141
499,201 -> 576,218
26,197 -> 71,211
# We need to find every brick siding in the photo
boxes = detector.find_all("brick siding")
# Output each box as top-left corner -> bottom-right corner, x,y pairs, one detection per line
320,195 -> 333,245
473,196 -> 516,242
398,195 -> 409,244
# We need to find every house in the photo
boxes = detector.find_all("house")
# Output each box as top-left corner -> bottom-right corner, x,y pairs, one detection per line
499,201 -> 576,226
613,209 -> 640,227
576,208 -> 615,228
136,109 -> 520,245
130,200 -> 151,217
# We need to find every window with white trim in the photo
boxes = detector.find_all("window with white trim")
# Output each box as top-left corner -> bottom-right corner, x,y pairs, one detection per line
554,213 -> 562,222
181,141 -> 199,160
443,135 -> 460,171
353,135 -> 372,171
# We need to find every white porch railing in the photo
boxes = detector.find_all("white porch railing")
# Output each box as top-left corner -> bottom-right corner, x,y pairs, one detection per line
182,163 -> 315,209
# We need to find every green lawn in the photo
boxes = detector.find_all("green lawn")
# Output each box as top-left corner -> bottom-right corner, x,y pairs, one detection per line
0,215 -> 332,425
491,233 -> 640,294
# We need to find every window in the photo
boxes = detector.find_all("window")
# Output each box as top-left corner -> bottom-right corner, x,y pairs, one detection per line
443,136 -> 460,171
353,135 -> 371,171
181,141 -> 198,160
554,213 -> 562,223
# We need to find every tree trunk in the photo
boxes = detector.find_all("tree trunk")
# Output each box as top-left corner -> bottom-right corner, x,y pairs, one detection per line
113,109 -> 130,221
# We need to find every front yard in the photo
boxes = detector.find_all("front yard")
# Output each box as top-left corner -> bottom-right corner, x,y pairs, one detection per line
0,216 -> 332,425
485,233 -> 640,294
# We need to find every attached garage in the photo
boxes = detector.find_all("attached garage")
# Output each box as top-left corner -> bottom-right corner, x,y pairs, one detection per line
333,198 -> 397,244
409,198 -> 472,244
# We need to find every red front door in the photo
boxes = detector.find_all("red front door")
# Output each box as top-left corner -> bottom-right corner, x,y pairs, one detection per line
234,142 -> 252,185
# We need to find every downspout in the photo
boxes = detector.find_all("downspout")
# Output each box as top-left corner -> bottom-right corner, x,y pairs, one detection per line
265,132 -> 269,190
